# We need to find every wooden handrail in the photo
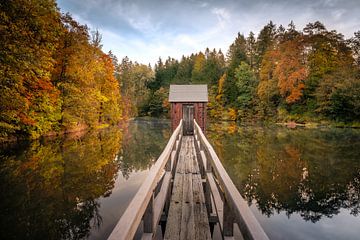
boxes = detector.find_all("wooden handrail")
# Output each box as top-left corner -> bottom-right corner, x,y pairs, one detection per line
108,120 -> 183,240
194,120 -> 269,240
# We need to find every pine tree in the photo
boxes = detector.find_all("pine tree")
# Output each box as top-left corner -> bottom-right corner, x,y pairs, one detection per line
224,33 -> 248,105
246,32 -> 257,70
256,21 -> 277,68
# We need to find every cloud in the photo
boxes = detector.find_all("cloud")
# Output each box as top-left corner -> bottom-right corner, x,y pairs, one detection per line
57,0 -> 360,65
211,7 -> 230,29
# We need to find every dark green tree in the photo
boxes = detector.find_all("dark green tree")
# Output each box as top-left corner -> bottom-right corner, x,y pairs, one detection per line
224,33 -> 248,105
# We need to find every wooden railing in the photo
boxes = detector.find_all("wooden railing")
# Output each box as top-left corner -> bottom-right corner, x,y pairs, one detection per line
108,120 -> 183,240
193,120 -> 269,240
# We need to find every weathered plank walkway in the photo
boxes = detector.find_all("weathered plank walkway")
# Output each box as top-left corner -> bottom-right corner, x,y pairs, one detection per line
164,136 -> 211,239
108,119 -> 269,240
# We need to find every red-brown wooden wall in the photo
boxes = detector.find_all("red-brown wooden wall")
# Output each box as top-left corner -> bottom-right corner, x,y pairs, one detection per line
171,102 -> 206,134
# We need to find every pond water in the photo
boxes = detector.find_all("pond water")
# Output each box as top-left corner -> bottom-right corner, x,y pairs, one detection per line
207,122 -> 360,240
0,118 -> 359,240
0,118 -> 171,240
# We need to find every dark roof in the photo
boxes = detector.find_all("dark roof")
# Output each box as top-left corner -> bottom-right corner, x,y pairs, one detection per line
169,85 -> 208,102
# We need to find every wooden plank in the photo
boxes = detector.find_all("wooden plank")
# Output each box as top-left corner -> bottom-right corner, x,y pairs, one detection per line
108,120 -> 182,240
193,175 -> 211,240
165,136 -> 211,240
164,138 -> 187,240
194,120 -> 269,240
180,137 -> 195,239
190,138 -> 200,173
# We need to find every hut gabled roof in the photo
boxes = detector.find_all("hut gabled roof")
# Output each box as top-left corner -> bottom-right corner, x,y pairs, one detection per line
169,85 -> 208,102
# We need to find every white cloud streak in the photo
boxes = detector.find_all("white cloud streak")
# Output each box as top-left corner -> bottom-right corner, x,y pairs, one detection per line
57,0 -> 360,65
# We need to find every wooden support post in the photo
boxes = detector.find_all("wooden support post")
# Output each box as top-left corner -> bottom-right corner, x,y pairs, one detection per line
204,179 -> 212,216
171,149 -> 178,178
154,174 -> 164,197
173,140 -> 177,151
223,199 -> 234,237
166,151 -> 174,172
205,150 -> 211,173
143,193 -> 154,234
199,150 -> 207,178
165,181 -> 172,216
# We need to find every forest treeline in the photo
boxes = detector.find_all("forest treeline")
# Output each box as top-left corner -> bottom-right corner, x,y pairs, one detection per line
0,0 -> 123,140
1,1 -> 360,140
122,21 -> 360,125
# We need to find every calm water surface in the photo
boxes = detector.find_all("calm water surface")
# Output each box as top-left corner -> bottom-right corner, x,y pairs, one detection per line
0,118 -> 170,240
207,122 -> 360,240
0,119 -> 359,240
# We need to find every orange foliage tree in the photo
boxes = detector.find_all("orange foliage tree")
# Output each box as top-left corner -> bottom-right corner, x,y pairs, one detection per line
274,38 -> 308,104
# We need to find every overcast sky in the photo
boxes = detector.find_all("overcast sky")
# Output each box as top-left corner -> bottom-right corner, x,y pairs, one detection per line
57,0 -> 360,65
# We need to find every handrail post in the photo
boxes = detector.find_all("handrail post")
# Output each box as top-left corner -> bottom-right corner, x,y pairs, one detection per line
223,199 -> 234,237
172,131 -> 182,178
143,193 -> 154,234
204,175 -> 212,216
165,151 -> 172,172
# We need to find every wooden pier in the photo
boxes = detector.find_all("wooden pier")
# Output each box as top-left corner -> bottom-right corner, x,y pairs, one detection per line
108,120 -> 269,240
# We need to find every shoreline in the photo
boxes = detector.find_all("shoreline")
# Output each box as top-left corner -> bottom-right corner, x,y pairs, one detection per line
2,117 -> 359,144
0,119 -> 131,145
208,118 -> 360,129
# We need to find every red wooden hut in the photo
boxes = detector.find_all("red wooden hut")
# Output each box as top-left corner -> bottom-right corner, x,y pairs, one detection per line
169,85 -> 208,135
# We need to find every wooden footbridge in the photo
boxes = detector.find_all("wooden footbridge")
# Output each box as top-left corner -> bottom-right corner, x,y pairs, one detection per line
108,119 -> 269,240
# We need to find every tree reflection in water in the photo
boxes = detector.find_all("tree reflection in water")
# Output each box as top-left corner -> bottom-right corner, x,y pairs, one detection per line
0,128 -> 122,239
119,119 -> 171,179
207,122 -> 360,223
0,118 -> 171,240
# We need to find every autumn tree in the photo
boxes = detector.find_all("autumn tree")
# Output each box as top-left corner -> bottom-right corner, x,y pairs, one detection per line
349,31 -> 360,69
0,0 -> 62,138
302,22 -> 357,118
275,37 -> 308,104
257,48 -> 281,117
95,53 -> 123,125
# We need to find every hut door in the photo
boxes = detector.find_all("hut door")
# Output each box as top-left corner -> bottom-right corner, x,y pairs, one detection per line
183,104 -> 194,135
